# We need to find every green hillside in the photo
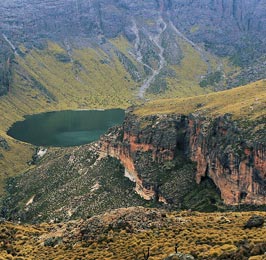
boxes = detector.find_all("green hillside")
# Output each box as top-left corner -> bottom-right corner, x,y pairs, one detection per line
0,40 -> 137,193
135,79 -> 266,120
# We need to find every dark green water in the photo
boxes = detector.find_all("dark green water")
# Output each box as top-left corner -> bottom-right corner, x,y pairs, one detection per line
7,109 -> 125,147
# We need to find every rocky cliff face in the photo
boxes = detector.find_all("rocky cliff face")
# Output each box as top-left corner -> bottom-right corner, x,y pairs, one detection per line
100,113 -> 266,206
100,114 -> 192,202
1,0 -> 265,47
1,112 -> 264,223
186,115 -> 266,205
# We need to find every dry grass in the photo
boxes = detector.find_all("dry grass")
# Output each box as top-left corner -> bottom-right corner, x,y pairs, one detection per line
135,79 -> 266,120
0,210 -> 266,259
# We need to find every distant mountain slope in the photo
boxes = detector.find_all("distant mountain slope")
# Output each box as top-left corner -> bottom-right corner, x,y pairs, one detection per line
0,0 -> 266,205
0,0 -> 266,100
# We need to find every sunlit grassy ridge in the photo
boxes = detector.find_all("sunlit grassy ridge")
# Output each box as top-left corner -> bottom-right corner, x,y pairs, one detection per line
136,80 -> 266,120
0,209 -> 266,259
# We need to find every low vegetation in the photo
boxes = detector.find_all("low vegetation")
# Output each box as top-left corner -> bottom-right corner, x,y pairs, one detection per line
147,38 -> 236,99
0,208 -> 265,259
1,149 -> 148,223
200,71 -> 223,88
147,38 -> 211,99
135,79 -> 266,120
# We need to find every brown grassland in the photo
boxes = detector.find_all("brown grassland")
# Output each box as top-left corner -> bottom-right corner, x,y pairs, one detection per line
0,209 -> 266,259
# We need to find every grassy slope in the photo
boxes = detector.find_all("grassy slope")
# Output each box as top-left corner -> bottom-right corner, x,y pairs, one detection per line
0,210 -> 266,259
146,38 -> 236,99
135,79 -> 266,120
0,40 -> 136,194
18,42 -> 136,109
152,39 -> 211,98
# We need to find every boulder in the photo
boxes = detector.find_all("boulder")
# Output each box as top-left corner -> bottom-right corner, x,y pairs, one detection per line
164,252 -> 195,260
244,215 -> 264,229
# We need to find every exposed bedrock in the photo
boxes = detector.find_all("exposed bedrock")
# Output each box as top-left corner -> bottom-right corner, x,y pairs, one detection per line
100,113 -> 266,205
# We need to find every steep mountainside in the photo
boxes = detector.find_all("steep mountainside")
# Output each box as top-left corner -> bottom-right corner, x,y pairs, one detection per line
0,2 -> 266,259
1,0 -> 266,100
1,144 -> 148,223
1,0 -> 266,63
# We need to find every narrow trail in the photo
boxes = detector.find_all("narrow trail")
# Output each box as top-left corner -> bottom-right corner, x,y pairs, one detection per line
134,16 -> 167,99
64,39 -> 84,83
2,34 -> 18,56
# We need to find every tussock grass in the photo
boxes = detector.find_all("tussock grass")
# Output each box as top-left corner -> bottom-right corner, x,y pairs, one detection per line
136,79 -> 266,120
0,210 -> 266,259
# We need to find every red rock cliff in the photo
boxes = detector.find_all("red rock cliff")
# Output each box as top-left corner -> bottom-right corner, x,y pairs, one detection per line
100,113 -> 266,206
187,115 -> 266,205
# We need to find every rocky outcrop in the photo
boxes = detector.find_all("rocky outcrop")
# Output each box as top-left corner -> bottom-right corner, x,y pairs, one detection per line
244,215 -> 265,229
100,114 -> 189,201
100,113 -> 266,206
100,125 -> 158,201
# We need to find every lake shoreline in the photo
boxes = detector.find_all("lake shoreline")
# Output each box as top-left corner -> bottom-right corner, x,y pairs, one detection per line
7,109 -> 125,147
